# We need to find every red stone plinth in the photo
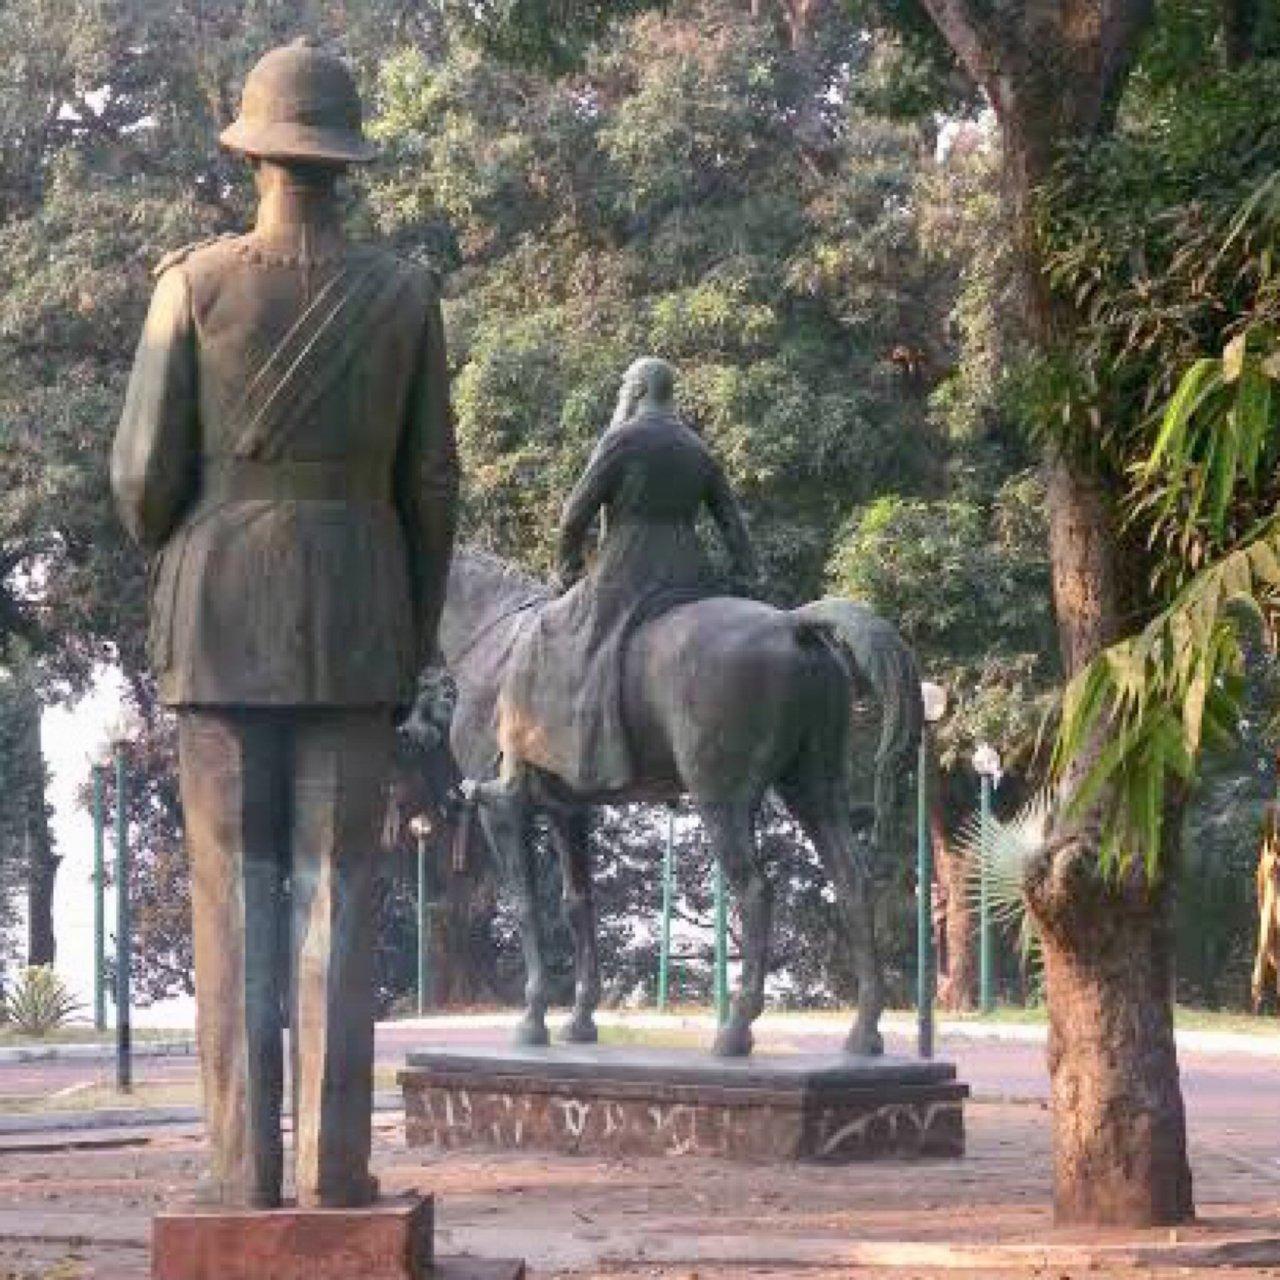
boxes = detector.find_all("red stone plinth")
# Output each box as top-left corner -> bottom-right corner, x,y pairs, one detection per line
152,1194 -> 433,1280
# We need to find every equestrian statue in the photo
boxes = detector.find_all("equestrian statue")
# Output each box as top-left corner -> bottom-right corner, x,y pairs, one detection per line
405,357 -> 921,1058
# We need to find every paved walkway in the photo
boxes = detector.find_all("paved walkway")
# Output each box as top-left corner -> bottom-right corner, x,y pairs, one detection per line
1,1014 -> 1280,1276
0,1101 -> 1279,1277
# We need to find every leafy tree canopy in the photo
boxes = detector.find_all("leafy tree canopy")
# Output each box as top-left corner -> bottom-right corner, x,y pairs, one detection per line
371,0 -> 943,598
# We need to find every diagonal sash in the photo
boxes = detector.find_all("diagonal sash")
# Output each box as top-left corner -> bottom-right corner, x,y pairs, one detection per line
231,255 -> 416,462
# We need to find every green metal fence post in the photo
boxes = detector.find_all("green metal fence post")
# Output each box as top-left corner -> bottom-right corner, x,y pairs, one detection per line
713,857 -> 728,1026
658,808 -> 675,1011
92,764 -> 106,1032
114,742 -> 132,1092
916,730 -> 934,1058
979,771 -> 994,1015
416,827 -> 429,1016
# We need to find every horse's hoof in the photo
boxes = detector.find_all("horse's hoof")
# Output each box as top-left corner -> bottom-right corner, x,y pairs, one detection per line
712,1024 -> 753,1058
844,1026 -> 884,1057
558,1016 -> 598,1044
513,1015 -> 550,1048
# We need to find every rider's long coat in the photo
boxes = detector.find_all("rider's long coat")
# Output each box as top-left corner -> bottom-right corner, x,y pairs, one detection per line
497,409 -> 754,793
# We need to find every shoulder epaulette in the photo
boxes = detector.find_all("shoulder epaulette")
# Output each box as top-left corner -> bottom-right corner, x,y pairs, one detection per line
153,233 -> 239,279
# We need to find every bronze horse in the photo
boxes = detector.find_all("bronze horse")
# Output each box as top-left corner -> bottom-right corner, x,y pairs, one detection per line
405,548 -> 922,1057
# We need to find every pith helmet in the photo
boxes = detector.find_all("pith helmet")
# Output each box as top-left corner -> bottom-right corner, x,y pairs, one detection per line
219,37 -> 375,165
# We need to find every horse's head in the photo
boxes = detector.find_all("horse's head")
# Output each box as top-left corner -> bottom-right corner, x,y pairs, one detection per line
400,666 -> 457,753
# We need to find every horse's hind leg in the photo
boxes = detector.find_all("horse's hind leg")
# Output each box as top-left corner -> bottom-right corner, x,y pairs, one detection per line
477,793 -> 549,1047
780,778 -> 884,1056
698,799 -> 772,1059
547,805 -> 599,1043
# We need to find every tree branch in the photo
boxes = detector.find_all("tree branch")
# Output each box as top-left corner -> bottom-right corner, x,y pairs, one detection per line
1098,0 -> 1156,130
916,0 -> 1003,95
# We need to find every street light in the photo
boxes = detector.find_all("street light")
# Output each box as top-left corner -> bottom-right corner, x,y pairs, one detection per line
973,742 -> 1002,1015
658,807 -> 676,1012
112,734 -> 132,1093
917,681 -> 948,1059
89,755 -> 108,1032
713,851 -> 729,1028
408,814 -> 433,1016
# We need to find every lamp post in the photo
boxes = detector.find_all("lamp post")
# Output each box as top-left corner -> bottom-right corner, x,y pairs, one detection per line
409,815 -> 433,1016
658,807 -> 675,1011
973,742 -> 1002,1016
713,856 -> 729,1027
113,737 -> 132,1092
91,762 -> 107,1032
917,681 -> 948,1059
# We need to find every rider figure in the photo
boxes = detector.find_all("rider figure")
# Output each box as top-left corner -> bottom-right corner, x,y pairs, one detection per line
492,356 -> 757,797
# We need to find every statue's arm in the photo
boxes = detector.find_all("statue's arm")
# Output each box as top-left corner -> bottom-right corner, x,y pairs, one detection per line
110,268 -> 200,552
557,439 -> 621,585
705,457 -> 757,581
396,282 -> 460,668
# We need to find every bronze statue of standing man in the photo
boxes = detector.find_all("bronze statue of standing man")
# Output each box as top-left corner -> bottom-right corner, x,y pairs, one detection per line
111,39 -> 458,1209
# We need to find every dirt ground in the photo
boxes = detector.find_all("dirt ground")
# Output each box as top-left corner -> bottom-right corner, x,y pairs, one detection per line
1,1101 -> 1279,1278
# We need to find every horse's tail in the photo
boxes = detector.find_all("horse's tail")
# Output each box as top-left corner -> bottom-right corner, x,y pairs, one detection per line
792,598 -> 923,851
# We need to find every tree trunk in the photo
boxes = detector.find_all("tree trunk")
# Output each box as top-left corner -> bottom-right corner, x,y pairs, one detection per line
1221,0 -> 1259,67
914,0 -> 1190,1226
429,820 -> 502,1007
932,766 -> 974,1011
1035,398 -> 1193,1228
1031,835 -> 1193,1225
23,703 -> 57,967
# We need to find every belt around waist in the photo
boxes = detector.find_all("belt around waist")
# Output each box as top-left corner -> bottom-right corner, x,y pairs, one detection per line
200,458 -> 390,503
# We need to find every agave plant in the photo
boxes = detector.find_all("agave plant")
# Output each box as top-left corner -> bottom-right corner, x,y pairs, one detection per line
3,965 -> 84,1037
954,790 -> 1055,966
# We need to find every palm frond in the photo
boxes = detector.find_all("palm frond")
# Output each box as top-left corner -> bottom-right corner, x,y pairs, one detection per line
1132,325 -> 1280,578
1053,529 -> 1280,873
954,790 -> 1054,963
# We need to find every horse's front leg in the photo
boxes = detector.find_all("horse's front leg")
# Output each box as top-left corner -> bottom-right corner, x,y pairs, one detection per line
475,788 -> 549,1047
547,805 -> 599,1043
698,800 -> 772,1059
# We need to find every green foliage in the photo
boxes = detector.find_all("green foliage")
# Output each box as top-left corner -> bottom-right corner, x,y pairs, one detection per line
3,965 -> 83,1035
0,0 -> 1035,1009
371,1 -> 940,597
443,0 -> 663,73
917,128 -> 1020,446
827,476 -> 1057,769
0,0 -> 438,955
1177,652 -> 1278,1009
1054,532 -> 1277,871
1038,52 -> 1280,878
0,660 -> 55,964
842,0 -> 975,120
1039,60 -> 1280,506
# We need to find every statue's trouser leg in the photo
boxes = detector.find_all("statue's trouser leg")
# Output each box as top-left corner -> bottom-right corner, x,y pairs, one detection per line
179,710 -> 288,1209
289,708 -> 391,1208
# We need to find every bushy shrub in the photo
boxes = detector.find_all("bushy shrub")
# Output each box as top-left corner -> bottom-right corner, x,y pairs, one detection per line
3,966 -> 83,1036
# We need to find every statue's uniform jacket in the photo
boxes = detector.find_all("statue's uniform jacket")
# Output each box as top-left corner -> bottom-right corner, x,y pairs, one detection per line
112,233 -> 457,708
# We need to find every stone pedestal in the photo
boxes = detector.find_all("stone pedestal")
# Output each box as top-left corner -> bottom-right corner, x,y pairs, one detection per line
151,1194 -> 524,1280
400,1045 -> 968,1162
